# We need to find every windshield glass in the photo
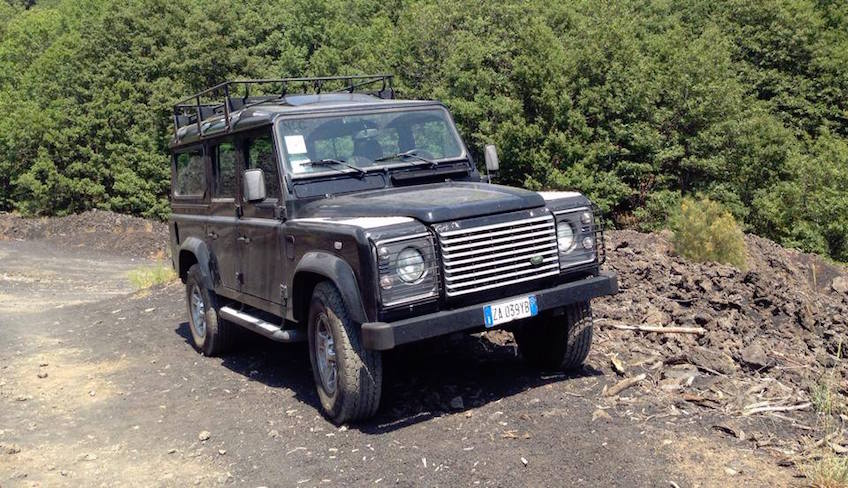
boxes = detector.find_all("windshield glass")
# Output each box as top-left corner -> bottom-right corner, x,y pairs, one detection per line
276,108 -> 464,176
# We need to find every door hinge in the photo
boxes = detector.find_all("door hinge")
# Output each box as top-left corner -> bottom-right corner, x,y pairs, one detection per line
280,284 -> 288,308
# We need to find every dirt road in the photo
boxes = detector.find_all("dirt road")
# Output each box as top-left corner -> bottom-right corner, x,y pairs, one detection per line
0,238 -> 798,487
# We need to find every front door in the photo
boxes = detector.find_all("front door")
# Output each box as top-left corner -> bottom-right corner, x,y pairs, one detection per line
207,139 -> 240,291
238,130 -> 285,305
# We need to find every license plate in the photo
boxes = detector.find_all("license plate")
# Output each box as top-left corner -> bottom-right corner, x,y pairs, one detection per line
483,295 -> 538,328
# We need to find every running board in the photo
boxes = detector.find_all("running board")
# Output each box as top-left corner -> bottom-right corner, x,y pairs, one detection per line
219,306 -> 305,343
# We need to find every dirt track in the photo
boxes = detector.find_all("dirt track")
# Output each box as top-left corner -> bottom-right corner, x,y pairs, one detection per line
0,229 -> 808,487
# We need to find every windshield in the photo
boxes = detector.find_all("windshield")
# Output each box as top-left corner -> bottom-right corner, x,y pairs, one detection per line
276,107 -> 464,176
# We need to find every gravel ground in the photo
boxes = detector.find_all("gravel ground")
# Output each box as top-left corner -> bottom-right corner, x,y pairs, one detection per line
0,215 -> 828,487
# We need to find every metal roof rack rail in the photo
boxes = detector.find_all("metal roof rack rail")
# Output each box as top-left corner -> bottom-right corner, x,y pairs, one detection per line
172,74 -> 395,134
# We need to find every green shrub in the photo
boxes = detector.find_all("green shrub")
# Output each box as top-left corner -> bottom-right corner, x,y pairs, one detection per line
127,263 -> 176,290
670,196 -> 747,269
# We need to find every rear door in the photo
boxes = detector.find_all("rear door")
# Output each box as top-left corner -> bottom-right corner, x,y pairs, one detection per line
207,138 -> 241,291
237,129 -> 285,306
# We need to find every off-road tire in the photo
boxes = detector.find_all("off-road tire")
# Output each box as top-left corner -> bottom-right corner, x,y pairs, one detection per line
308,282 -> 382,424
185,264 -> 236,357
514,301 -> 593,370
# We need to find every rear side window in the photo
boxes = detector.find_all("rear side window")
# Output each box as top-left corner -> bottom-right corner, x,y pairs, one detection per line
245,135 -> 280,198
174,148 -> 206,197
213,142 -> 237,198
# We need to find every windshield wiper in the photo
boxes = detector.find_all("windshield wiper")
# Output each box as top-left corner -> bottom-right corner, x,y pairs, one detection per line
373,149 -> 438,168
301,159 -> 366,178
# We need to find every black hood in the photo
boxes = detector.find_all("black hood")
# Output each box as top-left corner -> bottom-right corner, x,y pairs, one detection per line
298,182 -> 545,223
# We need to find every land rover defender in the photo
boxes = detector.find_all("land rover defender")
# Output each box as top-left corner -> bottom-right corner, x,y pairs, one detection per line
168,75 -> 618,423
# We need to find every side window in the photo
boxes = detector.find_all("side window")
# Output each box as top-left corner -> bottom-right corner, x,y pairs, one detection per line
212,142 -> 237,198
174,148 -> 206,197
245,135 -> 280,199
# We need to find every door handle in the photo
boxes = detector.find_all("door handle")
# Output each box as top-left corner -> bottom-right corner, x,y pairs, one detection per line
237,236 -> 251,244
207,231 -> 218,240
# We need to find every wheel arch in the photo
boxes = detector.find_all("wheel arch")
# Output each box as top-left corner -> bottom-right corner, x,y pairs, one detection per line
292,252 -> 368,325
177,237 -> 215,290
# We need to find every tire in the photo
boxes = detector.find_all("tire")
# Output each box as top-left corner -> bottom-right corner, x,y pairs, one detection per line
307,282 -> 382,424
185,264 -> 235,357
514,301 -> 593,370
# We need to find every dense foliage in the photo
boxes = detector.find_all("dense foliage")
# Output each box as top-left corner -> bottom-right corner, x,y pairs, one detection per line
671,196 -> 748,270
1,0 -> 846,261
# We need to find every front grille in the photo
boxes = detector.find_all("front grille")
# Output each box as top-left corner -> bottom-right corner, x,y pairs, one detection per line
436,213 -> 559,297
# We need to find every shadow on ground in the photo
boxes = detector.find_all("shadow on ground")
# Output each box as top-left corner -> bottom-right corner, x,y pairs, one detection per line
175,322 -> 602,434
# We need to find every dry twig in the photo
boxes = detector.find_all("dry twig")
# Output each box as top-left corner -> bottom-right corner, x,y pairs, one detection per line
603,373 -> 647,397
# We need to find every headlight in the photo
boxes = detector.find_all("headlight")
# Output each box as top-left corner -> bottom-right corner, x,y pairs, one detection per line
397,247 -> 425,283
553,206 -> 602,269
374,233 -> 438,308
557,222 -> 575,253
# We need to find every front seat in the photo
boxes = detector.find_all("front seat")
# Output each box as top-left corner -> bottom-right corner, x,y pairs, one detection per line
352,137 -> 383,162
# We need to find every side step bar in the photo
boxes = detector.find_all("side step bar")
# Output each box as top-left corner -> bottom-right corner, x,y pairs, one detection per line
219,306 -> 305,343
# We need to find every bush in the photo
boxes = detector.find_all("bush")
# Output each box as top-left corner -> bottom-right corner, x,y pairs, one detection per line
670,196 -> 747,269
127,263 -> 176,290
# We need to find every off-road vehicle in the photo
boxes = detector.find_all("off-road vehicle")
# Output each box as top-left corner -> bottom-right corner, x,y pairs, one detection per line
168,75 -> 618,423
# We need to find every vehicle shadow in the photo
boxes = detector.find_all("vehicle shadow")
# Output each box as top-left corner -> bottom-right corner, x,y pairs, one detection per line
174,323 -> 602,434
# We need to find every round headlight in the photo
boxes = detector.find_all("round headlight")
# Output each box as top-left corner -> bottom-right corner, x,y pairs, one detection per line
557,223 -> 575,253
397,247 -> 426,283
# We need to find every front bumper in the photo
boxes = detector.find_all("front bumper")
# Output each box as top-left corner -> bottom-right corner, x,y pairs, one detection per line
361,272 -> 618,350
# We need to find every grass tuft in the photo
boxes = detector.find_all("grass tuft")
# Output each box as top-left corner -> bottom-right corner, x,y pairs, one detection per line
806,455 -> 848,488
127,263 -> 176,290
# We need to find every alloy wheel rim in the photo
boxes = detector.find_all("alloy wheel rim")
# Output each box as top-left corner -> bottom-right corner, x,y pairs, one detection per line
189,285 -> 207,340
315,314 -> 337,395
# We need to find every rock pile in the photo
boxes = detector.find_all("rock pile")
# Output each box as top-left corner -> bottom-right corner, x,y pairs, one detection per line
0,210 -> 168,259
588,229 -> 847,451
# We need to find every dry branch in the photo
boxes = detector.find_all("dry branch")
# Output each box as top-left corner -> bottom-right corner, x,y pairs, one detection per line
603,373 -> 647,397
596,320 -> 706,335
742,402 -> 811,416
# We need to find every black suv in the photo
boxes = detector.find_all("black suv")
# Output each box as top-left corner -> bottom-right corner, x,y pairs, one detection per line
168,75 -> 617,423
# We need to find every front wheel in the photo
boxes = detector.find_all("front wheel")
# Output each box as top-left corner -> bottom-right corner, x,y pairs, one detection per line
513,301 -> 593,370
308,282 -> 382,424
185,264 -> 235,356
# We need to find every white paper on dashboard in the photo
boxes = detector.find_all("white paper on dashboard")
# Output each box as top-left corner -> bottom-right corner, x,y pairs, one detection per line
284,135 -> 308,154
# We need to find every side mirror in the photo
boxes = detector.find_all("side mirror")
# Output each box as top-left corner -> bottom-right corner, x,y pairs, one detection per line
484,144 -> 500,182
243,168 -> 267,203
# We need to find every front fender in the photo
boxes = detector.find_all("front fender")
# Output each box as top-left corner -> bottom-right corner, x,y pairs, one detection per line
178,236 -> 215,290
293,251 -> 368,324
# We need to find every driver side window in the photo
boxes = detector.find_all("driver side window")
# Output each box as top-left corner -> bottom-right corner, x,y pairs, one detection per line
244,135 -> 280,199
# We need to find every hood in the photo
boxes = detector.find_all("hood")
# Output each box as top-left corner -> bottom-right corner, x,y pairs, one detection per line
298,182 -> 545,223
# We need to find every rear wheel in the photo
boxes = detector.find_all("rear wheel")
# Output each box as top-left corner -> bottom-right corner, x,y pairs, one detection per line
308,282 -> 382,424
514,301 -> 593,370
185,264 -> 235,356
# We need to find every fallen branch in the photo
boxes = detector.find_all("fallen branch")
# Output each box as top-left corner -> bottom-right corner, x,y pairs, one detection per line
596,320 -> 705,335
603,373 -> 647,397
742,402 -> 811,416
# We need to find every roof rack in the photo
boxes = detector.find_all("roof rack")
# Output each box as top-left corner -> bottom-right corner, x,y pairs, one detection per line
172,74 -> 395,134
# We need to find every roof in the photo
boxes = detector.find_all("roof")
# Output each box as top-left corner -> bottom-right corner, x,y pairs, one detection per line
171,75 -> 429,148
171,94 -> 440,147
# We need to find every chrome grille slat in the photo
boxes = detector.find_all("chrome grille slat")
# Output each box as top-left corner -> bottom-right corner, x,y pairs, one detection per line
438,222 -> 555,245
445,257 -> 559,284
442,243 -> 557,266
437,212 -> 559,297
444,249 -> 558,273
442,235 -> 556,260
437,215 -> 553,237
440,228 -> 554,252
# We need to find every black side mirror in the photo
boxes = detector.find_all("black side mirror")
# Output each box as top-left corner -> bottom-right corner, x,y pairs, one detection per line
484,144 -> 500,183
243,168 -> 267,203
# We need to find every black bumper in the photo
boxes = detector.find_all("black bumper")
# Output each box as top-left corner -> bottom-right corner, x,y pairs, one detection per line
361,272 -> 618,350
